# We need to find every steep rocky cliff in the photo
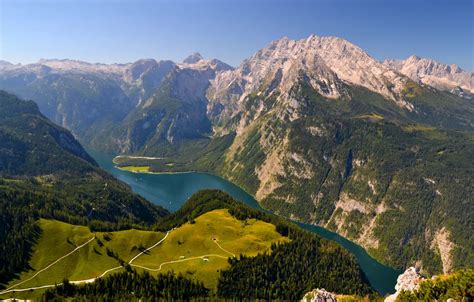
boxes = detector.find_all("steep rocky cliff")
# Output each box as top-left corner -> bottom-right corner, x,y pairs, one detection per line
1,35 -> 472,275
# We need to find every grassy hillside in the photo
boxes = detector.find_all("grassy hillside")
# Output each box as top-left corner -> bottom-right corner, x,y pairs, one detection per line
158,190 -> 374,299
0,209 -> 287,300
0,90 -> 169,288
0,219 -> 164,300
133,209 -> 288,289
1,190 -> 376,301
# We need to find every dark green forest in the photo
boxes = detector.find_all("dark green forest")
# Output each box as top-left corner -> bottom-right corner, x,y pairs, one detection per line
158,190 -> 374,299
0,91 -> 168,288
41,271 -> 209,301
217,237 -> 372,300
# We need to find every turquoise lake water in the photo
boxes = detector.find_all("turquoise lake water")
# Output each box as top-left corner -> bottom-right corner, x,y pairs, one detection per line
90,150 -> 400,295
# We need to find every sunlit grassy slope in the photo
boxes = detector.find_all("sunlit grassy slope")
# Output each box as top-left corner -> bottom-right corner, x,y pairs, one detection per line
0,219 -> 164,300
133,209 -> 289,289
1,209 -> 288,300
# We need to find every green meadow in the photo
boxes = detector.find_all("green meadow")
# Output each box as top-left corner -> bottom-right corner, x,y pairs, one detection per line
132,209 -> 289,289
1,209 -> 288,300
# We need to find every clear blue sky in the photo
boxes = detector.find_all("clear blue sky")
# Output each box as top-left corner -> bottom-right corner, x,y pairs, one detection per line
1,0 -> 472,70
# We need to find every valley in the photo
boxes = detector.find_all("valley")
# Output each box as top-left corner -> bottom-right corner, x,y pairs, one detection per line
91,150 -> 400,294
0,26 -> 472,300
1,0 -> 473,299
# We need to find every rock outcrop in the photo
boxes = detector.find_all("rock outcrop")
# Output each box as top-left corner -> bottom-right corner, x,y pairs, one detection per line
385,267 -> 424,302
301,288 -> 338,302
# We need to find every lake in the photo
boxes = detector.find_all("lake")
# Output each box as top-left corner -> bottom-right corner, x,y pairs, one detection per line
90,150 -> 400,295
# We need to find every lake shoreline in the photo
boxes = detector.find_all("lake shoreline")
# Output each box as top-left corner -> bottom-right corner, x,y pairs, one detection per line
89,150 -> 400,295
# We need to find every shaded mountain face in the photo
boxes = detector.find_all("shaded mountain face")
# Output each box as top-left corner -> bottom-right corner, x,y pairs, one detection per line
384,55 -> 474,99
0,55 -> 232,148
0,90 -> 96,175
0,66 -> 133,142
0,35 -> 473,275
0,90 -> 168,226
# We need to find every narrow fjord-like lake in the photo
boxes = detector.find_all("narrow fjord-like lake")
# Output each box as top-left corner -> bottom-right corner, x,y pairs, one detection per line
90,151 -> 400,295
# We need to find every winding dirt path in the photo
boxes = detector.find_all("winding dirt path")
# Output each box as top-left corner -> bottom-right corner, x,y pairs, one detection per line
212,238 -> 236,257
131,254 -> 228,272
1,236 -> 96,294
0,231 -> 236,296
128,231 -> 169,264
0,232 -> 170,295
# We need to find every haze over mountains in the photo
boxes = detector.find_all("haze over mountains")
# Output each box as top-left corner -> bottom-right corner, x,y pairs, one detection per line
385,55 -> 473,99
0,35 -> 472,143
0,34 -> 473,277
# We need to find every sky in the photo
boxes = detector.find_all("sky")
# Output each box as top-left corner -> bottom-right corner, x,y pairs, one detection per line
0,0 -> 473,71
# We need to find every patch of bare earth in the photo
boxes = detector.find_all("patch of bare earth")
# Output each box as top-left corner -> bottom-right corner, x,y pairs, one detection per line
431,227 -> 455,273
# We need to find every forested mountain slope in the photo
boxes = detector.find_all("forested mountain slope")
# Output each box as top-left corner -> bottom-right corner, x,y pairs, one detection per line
0,91 -> 168,288
113,36 -> 474,275
0,35 -> 473,276
1,190 -> 375,301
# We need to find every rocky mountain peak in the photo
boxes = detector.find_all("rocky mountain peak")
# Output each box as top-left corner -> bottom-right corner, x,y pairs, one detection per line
229,34 -> 410,101
407,54 -> 421,61
384,55 -> 473,96
183,52 -> 204,64
208,34 -> 413,126
124,59 -> 160,82
0,60 -> 13,69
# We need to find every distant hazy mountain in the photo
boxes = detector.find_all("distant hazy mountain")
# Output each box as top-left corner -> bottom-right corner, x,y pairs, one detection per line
0,90 -> 96,175
0,62 -> 132,142
183,52 -> 205,64
0,36 -> 472,275
0,54 -> 232,146
384,55 -> 474,99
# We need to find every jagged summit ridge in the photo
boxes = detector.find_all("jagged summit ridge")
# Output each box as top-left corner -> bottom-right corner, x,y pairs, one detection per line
183,52 -> 204,64
384,55 -> 474,95
209,34 -> 413,117
36,58 -> 128,74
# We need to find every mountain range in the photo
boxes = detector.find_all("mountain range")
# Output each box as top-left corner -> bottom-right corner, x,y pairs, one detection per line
384,55 -> 473,99
0,92 -> 375,300
0,34 -> 472,276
